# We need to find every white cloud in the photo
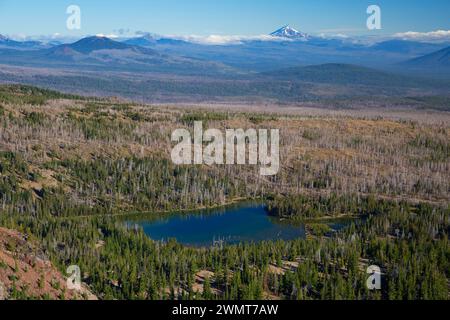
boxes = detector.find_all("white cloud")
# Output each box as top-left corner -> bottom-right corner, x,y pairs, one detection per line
131,31 -> 286,45
5,33 -> 80,43
95,33 -> 119,39
317,33 -> 349,39
169,34 -> 286,45
393,30 -> 450,42
318,28 -> 365,34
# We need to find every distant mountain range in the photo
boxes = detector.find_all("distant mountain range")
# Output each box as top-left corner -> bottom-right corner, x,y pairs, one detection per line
117,27 -> 450,73
0,36 -> 233,75
0,34 -> 46,50
0,26 -> 449,103
123,35 -> 190,47
1,26 -> 449,74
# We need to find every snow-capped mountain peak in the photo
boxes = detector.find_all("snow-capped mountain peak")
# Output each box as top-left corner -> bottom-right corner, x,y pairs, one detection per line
270,25 -> 309,40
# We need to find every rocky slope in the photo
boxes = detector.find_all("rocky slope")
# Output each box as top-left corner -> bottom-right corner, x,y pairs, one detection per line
0,227 -> 96,300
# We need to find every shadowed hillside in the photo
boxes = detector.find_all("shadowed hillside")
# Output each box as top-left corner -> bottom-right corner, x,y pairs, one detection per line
403,46 -> 450,69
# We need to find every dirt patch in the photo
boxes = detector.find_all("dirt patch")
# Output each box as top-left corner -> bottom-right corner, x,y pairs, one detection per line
192,270 -> 221,296
268,261 -> 300,276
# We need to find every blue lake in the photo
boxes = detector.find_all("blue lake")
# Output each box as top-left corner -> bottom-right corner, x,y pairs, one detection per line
129,203 -> 352,247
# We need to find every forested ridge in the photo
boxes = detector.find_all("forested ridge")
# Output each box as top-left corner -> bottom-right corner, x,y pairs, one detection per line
0,85 -> 448,300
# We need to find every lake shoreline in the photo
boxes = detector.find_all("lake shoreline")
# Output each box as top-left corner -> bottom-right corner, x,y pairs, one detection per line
127,201 -> 356,247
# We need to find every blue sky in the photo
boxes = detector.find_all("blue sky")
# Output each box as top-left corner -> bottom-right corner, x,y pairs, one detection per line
0,0 -> 449,39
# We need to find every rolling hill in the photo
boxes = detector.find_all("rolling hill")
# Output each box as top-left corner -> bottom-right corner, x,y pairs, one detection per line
369,40 -> 445,55
403,46 -> 450,69
66,36 -> 135,54
260,63 -> 442,88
